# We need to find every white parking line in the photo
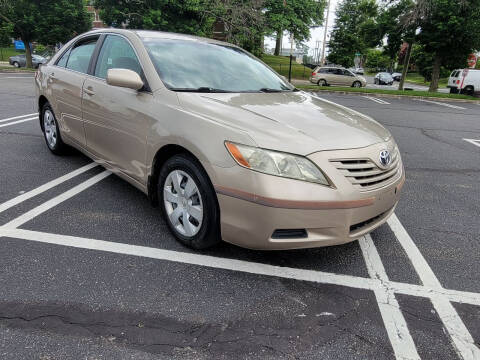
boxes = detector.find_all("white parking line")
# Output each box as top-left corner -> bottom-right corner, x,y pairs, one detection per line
463,138 -> 480,148
0,116 -> 38,128
0,162 -> 98,214
0,113 -> 37,123
359,234 -> 420,359
388,214 -> 480,360
1,166 -> 479,359
362,96 -> 391,105
417,99 -> 466,110
3,170 -> 111,229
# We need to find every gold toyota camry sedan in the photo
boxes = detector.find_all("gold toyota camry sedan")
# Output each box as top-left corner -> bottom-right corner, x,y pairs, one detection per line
35,29 -> 404,250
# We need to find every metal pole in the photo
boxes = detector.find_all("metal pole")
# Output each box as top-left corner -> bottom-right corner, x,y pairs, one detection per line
288,33 -> 294,82
320,0 -> 331,65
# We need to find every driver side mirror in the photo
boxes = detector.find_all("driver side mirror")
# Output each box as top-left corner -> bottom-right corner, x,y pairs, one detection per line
106,68 -> 144,90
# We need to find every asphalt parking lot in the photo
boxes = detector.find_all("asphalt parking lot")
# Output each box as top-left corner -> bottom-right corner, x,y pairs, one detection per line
0,73 -> 479,359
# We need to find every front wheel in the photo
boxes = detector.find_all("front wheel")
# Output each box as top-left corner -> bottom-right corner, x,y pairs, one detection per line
13,61 -> 19,68
158,154 -> 221,249
352,81 -> 362,88
42,103 -> 67,155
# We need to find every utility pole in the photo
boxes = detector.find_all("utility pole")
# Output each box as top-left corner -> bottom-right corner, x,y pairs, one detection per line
320,0 -> 331,65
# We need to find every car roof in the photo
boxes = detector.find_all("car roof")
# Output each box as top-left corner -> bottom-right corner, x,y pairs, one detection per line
84,28 -> 236,48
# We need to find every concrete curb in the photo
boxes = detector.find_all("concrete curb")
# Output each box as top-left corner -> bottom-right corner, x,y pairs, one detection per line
0,69 -> 36,74
305,89 -> 480,104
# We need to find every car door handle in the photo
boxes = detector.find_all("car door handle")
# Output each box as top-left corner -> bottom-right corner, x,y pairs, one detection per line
84,87 -> 95,96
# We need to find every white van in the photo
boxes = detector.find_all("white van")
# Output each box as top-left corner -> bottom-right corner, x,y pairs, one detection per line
447,68 -> 480,95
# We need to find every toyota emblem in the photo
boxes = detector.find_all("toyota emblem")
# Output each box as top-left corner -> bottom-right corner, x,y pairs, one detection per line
379,150 -> 391,168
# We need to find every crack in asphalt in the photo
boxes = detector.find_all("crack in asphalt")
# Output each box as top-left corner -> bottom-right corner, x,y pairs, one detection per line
0,298 -> 389,357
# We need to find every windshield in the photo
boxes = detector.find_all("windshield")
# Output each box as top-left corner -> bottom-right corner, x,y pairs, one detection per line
142,38 -> 294,93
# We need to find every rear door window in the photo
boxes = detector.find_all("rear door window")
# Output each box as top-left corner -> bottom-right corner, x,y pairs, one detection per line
66,39 -> 97,74
56,48 -> 71,68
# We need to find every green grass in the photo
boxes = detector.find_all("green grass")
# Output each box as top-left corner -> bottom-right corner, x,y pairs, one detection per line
0,47 -> 25,62
404,72 -> 448,88
296,85 -> 477,100
260,54 -> 312,80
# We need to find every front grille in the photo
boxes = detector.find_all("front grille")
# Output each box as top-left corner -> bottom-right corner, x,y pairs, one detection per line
330,153 -> 401,191
350,209 -> 390,233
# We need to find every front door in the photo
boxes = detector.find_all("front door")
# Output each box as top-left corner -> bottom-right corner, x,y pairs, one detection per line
82,34 -> 150,184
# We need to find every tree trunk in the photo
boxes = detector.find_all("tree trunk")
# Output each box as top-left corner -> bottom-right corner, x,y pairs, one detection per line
274,30 -> 282,56
429,54 -> 441,92
398,42 -> 413,91
21,35 -> 33,68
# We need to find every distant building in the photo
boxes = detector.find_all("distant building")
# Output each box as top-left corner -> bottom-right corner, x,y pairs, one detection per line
86,6 -> 107,29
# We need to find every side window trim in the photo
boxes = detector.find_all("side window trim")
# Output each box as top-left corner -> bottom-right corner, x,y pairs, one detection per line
88,34 -> 106,76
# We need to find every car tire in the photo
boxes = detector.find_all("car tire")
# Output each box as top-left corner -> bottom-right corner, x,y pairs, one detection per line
317,79 -> 327,86
374,79 -> 378,85
352,81 -> 361,88
449,88 -> 459,94
158,153 -> 221,250
13,61 -> 19,68
41,102 -> 67,155
462,86 -> 474,96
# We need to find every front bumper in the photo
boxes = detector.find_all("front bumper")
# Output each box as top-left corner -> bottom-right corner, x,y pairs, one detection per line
212,142 -> 404,250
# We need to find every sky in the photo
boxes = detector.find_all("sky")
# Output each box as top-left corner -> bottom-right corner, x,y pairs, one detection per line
264,0 -> 340,57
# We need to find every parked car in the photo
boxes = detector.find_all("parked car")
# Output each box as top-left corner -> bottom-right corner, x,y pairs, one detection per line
374,72 -> 394,85
447,68 -> 480,95
9,54 -> 47,68
310,67 -> 367,87
36,29 -> 404,250
391,72 -> 402,81
354,67 -> 364,75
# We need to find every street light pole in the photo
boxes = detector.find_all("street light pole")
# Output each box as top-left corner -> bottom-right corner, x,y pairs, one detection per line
320,0 -> 331,65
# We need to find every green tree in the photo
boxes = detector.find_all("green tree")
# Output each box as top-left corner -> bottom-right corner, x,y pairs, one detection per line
264,0 -> 326,56
327,0 -> 380,67
365,48 -> 390,70
376,0 -> 414,69
94,0 -> 216,36
0,0 -> 91,68
410,0 -> 480,91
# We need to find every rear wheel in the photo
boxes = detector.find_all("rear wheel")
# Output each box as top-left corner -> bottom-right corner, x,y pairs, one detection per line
449,87 -> 459,94
42,103 -> 67,155
13,61 -> 19,68
462,86 -> 474,96
317,79 -> 327,86
158,154 -> 221,249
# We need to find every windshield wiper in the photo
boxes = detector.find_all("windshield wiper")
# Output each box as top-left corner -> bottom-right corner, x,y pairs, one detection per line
171,87 -> 233,93
258,88 -> 283,93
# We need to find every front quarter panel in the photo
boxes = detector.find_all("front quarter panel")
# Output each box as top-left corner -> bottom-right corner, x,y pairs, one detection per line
146,88 -> 255,185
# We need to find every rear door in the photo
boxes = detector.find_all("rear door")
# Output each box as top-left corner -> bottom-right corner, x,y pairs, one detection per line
82,34 -> 151,184
448,70 -> 461,88
48,36 -> 99,147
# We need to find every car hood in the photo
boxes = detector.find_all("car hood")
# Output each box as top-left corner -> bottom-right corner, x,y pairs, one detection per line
177,91 -> 391,155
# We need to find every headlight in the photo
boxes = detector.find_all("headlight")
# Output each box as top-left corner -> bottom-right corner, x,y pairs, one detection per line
225,141 -> 330,186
